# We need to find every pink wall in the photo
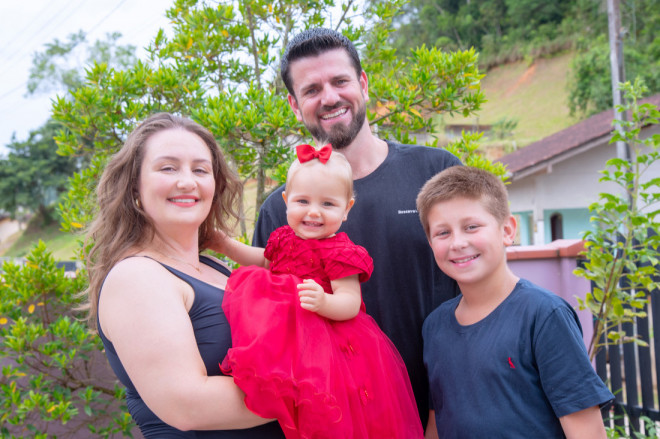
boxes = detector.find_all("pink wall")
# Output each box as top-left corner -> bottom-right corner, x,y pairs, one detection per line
507,239 -> 594,347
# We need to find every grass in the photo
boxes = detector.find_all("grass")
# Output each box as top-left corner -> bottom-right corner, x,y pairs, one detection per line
2,219 -> 80,261
443,50 -> 580,149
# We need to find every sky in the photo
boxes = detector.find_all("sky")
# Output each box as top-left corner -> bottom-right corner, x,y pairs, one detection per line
0,0 -> 174,155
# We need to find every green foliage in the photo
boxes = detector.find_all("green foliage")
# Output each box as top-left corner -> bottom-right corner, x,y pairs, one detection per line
443,130 -> 508,178
367,45 -> 485,144
574,79 -> 660,360
606,415 -> 658,438
53,0 -> 492,231
0,31 -> 138,224
391,0 -> 578,68
489,116 -> 519,140
567,36 -> 612,117
0,120 -> 79,222
27,31 -> 137,96
568,0 -> 660,116
0,242 -> 132,438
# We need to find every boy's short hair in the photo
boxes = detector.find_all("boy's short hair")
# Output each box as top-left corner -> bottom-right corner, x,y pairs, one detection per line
286,151 -> 354,201
416,166 -> 510,238
280,28 -> 362,96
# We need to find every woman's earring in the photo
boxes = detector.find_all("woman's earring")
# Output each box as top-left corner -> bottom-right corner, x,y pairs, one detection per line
135,198 -> 141,209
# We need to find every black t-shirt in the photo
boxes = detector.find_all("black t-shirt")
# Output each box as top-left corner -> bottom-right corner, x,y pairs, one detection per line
253,141 -> 462,426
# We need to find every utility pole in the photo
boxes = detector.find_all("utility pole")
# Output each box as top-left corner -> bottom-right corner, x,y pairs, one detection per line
607,0 -> 630,166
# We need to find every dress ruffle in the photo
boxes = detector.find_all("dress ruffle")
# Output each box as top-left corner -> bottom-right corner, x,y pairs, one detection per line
221,267 -> 423,438
221,226 -> 422,438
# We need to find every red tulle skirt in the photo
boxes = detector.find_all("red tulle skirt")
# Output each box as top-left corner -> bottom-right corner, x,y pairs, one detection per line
221,266 -> 423,439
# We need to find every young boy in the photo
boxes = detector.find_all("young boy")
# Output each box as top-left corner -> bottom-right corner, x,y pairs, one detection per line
416,166 -> 613,438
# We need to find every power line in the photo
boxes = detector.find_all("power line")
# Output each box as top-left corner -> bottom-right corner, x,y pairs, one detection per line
0,0 -> 128,99
85,0 -> 129,36
122,13 -> 167,45
0,82 -> 27,101
0,0 -> 173,145
0,0 -> 90,68
0,0 -> 61,57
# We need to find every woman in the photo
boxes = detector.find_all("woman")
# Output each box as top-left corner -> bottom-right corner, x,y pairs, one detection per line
83,113 -> 284,438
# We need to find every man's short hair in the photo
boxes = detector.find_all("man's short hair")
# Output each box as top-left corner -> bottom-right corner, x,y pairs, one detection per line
416,166 -> 510,239
280,28 -> 362,96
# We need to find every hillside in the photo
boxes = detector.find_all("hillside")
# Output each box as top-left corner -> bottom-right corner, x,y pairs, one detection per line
443,50 -> 579,154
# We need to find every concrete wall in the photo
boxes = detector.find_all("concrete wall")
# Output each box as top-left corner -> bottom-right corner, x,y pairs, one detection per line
507,239 -> 594,348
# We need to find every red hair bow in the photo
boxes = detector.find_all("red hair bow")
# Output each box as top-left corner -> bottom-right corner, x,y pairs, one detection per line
296,143 -> 332,164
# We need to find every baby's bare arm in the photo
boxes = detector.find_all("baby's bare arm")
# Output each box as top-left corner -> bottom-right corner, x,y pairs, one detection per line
208,230 -> 268,268
297,275 -> 361,321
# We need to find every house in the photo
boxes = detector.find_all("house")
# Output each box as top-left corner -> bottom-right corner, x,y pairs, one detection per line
496,94 -> 660,246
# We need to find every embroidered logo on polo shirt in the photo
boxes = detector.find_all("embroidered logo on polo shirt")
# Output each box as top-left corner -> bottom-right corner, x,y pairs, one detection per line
508,357 -> 516,369
397,209 -> 418,215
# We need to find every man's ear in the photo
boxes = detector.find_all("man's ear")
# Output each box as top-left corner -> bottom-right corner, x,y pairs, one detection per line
359,70 -> 369,103
287,94 -> 303,122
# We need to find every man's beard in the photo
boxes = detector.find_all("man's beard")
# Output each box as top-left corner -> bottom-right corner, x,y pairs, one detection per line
305,102 -> 367,150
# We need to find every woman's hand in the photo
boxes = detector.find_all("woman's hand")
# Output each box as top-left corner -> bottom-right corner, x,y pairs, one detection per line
206,229 -> 230,255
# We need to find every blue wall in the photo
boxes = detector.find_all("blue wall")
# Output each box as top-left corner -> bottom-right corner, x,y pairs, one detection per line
543,208 -> 592,243
512,210 -> 533,246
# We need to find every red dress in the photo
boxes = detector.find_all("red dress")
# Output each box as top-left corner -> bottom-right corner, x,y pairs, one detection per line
221,226 -> 423,439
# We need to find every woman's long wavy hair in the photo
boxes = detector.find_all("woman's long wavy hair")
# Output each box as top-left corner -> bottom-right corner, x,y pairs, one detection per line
82,113 -> 242,328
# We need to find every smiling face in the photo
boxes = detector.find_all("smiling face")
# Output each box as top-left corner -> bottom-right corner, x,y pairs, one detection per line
283,162 -> 354,240
287,48 -> 368,150
137,128 -> 215,233
426,196 -> 516,291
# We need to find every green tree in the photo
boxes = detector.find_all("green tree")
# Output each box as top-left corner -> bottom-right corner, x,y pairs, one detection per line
568,0 -> 660,116
0,32 -> 138,224
391,0 -> 575,68
27,31 -> 137,96
0,120 -> 78,223
0,27 -> 142,439
53,0 -> 500,236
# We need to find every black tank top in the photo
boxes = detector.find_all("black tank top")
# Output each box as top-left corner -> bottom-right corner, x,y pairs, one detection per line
97,255 -> 284,438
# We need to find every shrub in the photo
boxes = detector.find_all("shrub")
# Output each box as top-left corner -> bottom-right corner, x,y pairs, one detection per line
0,241 -> 132,438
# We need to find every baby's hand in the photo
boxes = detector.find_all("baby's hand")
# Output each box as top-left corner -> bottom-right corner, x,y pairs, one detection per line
297,279 -> 326,313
